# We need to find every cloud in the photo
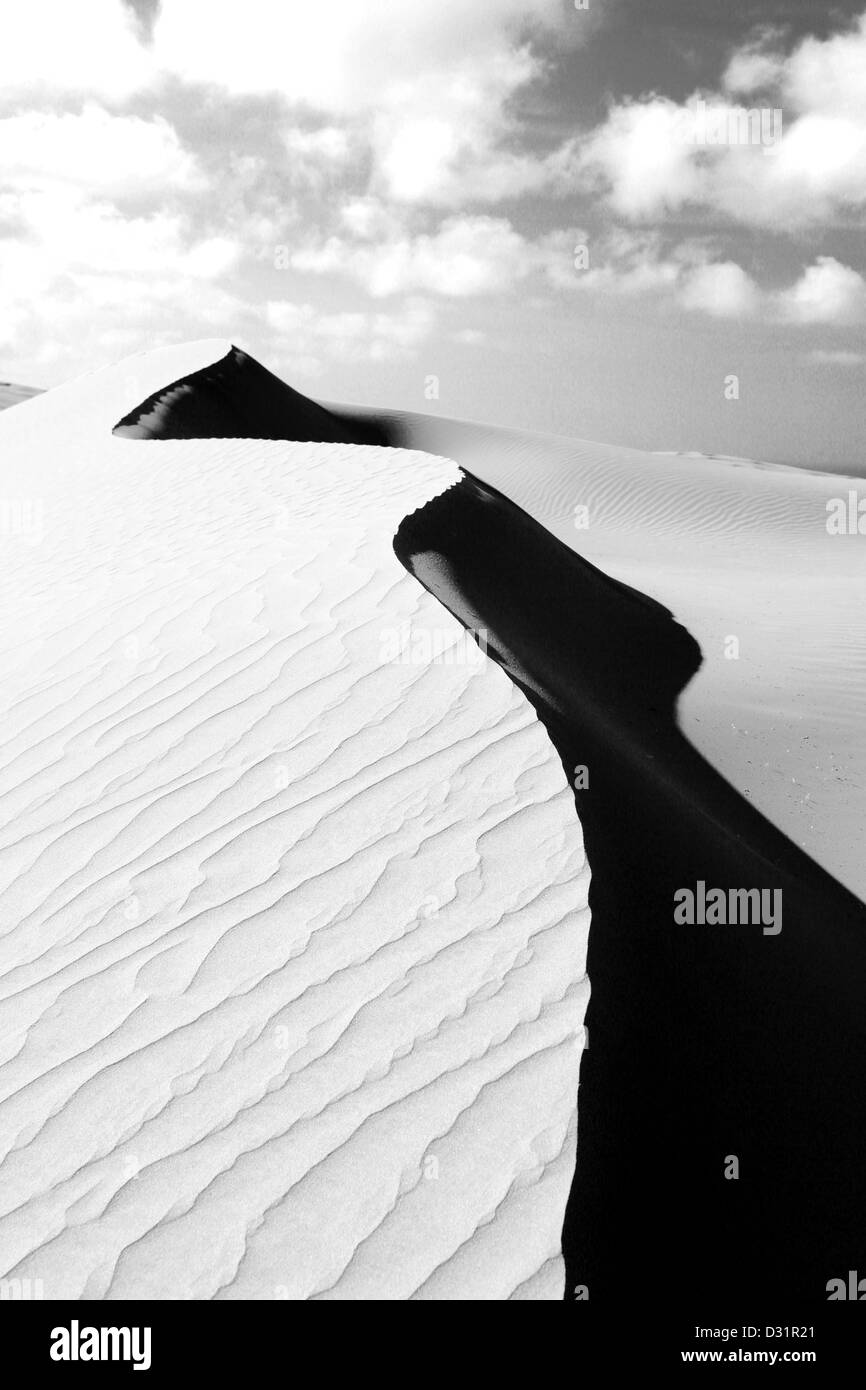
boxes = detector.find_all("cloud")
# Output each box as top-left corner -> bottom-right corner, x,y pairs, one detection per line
0,107 -> 201,197
564,234 -> 760,314
0,0 -> 152,102
264,297 -> 437,367
578,99 -> 704,220
677,261 -> 762,319
290,213 -> 567,297
0,1 -> 590,209
776,256 -> 866,325
559,230 -> 866,325
580,12 -> 866,229
0,184 -> 244,372
722,28 -> 788,96
151,0 -> 570,109
151,0 -> 585,206
779,14 -> 866,120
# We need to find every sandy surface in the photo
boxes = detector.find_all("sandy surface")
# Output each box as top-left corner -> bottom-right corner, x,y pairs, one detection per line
4,336 -> 863,1304
0,342 -> 589,1300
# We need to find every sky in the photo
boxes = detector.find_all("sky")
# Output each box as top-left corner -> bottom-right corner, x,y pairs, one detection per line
1,0 -> 865,468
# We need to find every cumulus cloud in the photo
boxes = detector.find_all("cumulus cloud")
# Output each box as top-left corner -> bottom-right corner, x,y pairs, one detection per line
0,0 -> 587,208
0,182 -> 244,373
778,14 -> 866,120
265,297 -> 437,367
776,256 -> 866,325
0,0 -> 152,102
558,230 -> 866,325
580,12 -> 866,229
722,28 -> 788,96
151,0 -> 585,206
151,0 -> 570,109
0,107 -> 201,197
290,214 -> 568,297
578,99 -> 703,220
677,261 -> 762,319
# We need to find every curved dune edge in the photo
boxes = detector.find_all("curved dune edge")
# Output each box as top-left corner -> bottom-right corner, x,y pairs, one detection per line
104,340 -> 866,1302
322,402 -> 866,904
0,342 -> 589,1301
111,339 -> 866,898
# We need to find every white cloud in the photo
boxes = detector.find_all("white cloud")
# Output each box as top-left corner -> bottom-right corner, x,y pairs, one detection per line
368,54 -> 581,206
0,0 -> 588,210
0,186 -> 245,371
777,257 -> 866,325
581,13 -> 866,229
677,261 -> 761,319
152,0 -> 569,109
265,297 -> 437,366
782,14 -> 866,120
0,107 -> 201,198
291,214 -> 564,297
723,29 -> 787,96
556,230 -> 866,326
578,99 -> 704,219
152,0 -> 584,206
0,0 -> 152,102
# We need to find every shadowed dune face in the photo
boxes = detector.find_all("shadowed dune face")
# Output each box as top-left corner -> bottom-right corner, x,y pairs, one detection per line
395,475 -> 866,1304
113,347 -> 384,446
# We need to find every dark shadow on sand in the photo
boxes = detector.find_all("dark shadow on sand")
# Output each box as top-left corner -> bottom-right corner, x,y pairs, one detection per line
395,473 -> 866,1307
113,347 -> 385,446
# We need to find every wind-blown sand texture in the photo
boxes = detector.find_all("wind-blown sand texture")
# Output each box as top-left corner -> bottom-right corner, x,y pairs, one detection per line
3,338 -> 864,1304
0,342 -> 590,1300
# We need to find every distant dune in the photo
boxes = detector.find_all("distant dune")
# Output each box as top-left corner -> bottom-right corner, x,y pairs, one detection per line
0,382 -> 42,412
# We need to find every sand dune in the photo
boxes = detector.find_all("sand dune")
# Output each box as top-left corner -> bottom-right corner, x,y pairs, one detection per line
98,341 -> 866,1303
3,337 -> 864,1304
0,341 -> 589,1300
122,352 -> 865,896
0,382 -> 42,413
